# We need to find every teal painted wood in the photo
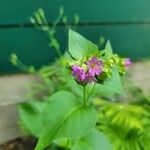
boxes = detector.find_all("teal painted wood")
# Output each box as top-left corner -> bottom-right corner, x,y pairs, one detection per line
0,0 -> 150,73
0,27 -> 66,73
0,25 -> 150,73
1,0 -> 150,24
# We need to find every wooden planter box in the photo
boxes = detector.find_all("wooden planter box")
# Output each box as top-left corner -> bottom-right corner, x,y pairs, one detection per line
0,62 -> 150,144
0,75 -> 37,144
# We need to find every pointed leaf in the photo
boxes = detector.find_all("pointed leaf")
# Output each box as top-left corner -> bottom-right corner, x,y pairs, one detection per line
72,129 -> 112,150
104,41 -> 113,59
18,101 -> 44,137
94,66 -> 125,96
35,91 -> 97,150
69,29 -> 98,59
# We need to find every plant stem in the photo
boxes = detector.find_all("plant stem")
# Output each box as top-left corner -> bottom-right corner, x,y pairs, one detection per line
53,46 -> 62,58
48,31 -> 62,58
83,86 -> 86,105
87,83 -> 96,102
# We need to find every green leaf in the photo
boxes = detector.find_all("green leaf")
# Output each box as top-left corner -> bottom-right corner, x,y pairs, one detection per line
96,100 -> 150,150
94,66 -> 125,96
66,76 -> 83,100
68,29 -> 98,59
35,91 -> 97,150
104,41 -> 113,59
72,129 -> 112,150
18,101 -> 44,137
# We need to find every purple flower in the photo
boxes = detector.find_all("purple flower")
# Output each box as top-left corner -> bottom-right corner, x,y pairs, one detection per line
72,65 -> 86,82
87,57 -> 103,76
85,71 -> 96,83
71,57 -> 104,85
124,58 -> 132,68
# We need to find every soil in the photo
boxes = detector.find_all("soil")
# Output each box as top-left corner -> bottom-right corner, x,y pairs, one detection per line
0,137 -> 36,150
0,137 -> 65,150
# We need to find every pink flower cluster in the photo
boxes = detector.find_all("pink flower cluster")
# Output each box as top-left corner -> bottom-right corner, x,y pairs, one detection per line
124,58 -> 132,68
72,57 -> 103,84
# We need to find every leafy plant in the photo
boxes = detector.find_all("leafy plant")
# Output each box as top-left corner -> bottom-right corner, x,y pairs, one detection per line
95,97 -> 150,150
18,28 -> 131,150
10,8 -> 150,150
10,8 -> 80,100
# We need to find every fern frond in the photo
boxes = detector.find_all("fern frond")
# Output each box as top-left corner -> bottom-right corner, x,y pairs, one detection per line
94,99 -> 150,150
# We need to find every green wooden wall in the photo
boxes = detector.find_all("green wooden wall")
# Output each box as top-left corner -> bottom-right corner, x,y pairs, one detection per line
0,0 -> 150,73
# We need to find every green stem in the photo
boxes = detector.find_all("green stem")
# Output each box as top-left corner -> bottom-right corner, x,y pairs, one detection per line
83,86 -> 86,105
48,31 -> 62,58
55,47 -> 62,57
87,83 -> 96,102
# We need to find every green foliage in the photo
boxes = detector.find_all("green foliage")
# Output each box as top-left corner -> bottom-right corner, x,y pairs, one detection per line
104,40 -> 113,59
30,7 -> 63,57
68,31 -> 125,97
72,129 -> 112,150
13,28 -> 130,150
15,29 -> 115,150
94,65 -> 125,97
18,101 -> 44,137
10,53 -> 36,73
29,7 -> 80,58
68,29 -> 99,59
11,8 -> 150,150
35,91 -> 97,150
94,98 -> 150,150
14,28 -> 126,150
